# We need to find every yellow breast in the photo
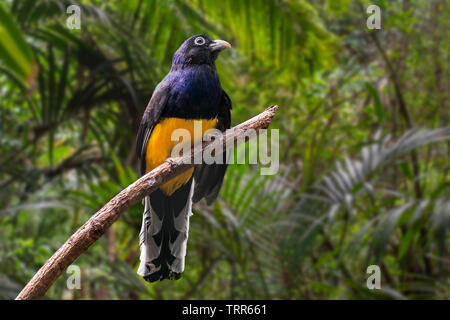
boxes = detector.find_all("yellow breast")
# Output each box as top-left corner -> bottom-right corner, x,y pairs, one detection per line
146,117 -> 217,195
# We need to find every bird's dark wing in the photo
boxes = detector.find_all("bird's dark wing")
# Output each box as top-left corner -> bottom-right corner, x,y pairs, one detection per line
136,78 -> 170,175
193,90 -> 232,205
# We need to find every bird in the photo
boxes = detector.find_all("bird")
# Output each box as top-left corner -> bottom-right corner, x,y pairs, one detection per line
135,34 -> 232,282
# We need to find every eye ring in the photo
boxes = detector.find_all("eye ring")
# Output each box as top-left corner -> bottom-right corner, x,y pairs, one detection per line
194,37 -> 205,46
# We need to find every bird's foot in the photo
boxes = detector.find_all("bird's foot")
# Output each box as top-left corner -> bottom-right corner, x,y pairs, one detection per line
165,157 -> 179,166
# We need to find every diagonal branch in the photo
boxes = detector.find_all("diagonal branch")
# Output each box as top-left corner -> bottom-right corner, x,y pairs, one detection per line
15,105 -> 279,300
362,10 -> 422,199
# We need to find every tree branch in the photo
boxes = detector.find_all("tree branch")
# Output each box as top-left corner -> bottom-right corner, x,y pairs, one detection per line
15,105 -> 279,300
364,25 -> 423,199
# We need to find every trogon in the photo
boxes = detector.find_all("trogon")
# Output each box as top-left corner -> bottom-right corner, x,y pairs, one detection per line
136,34 -> 232,282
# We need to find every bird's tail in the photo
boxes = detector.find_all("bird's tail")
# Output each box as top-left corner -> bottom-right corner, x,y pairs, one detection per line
137,178 -> 194,282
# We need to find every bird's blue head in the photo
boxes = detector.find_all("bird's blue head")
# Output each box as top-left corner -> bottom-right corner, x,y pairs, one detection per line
171,34 -> 231,69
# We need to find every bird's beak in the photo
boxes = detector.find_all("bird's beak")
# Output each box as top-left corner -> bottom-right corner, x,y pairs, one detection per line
209,40 -> 231,51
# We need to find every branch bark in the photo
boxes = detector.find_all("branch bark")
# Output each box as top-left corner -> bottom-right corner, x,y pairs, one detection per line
15,105 -> 279,300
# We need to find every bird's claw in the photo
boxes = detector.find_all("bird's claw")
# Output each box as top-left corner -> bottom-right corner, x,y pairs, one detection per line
165,157 -> 178,166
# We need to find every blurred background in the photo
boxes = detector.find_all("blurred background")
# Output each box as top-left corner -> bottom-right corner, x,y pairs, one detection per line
0,0 -> 449,300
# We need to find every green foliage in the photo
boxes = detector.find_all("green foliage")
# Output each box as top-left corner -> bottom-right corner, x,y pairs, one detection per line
0,0 -> 449,300
0,3 -> 34,87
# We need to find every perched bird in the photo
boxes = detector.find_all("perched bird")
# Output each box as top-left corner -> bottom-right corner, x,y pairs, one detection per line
136,34 -> 232,282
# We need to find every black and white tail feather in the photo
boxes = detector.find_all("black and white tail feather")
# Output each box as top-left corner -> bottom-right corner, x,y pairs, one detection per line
137,159 -> 229,282
137,179 -> 195,282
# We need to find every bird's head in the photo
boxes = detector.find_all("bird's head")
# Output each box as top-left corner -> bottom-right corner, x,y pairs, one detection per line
172,34 -> 231,69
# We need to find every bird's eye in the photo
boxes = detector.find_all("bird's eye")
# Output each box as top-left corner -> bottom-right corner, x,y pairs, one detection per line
194,37 -> 205,46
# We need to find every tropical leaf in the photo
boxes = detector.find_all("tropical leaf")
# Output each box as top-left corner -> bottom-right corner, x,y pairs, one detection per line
314,127 -> 450,210
0,3 -> 35,86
